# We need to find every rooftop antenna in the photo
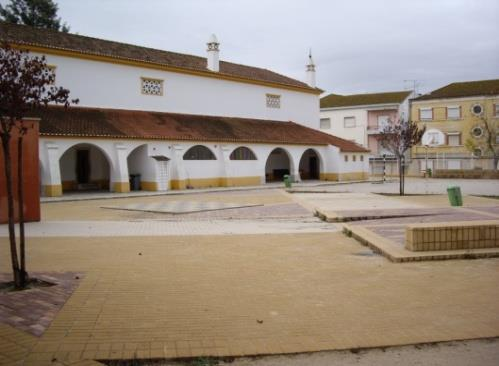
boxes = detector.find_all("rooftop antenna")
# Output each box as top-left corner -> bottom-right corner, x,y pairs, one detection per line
404,79 -> 421,96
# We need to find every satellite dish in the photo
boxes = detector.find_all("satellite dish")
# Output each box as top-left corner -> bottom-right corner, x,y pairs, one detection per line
422,129 -> 445,147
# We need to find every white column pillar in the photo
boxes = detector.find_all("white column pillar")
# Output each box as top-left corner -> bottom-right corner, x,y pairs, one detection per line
220,145 -> 232,186
290,151 -> 301,183
171,144 -> 186,189
41,142 -> 62,196
111,143 -> 130,193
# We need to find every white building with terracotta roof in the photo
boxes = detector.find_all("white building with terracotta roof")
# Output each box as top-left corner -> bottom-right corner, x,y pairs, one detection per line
2,22 -> 369,196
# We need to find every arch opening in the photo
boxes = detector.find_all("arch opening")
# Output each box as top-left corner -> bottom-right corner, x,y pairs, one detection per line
183,145 -> 216,160
230,146 -> 257,160
59,143 -> 111,193
265,148 -> 291,182
299,148 -> 321,180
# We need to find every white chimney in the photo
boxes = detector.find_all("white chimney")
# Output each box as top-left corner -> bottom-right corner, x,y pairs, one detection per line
306,50 -> 316,88
207,34 -> 220,72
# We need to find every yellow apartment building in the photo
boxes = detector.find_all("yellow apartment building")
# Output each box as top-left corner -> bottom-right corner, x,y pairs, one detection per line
410,79 -> 499,174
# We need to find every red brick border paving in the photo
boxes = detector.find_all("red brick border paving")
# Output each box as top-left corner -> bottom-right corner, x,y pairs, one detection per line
0,272 -> 83,337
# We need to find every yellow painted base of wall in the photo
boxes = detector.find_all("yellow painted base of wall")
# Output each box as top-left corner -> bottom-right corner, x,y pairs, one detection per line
319,172 -> 369,181
170,176 -> 261,190
62,180 -> 110,191
320,173 -> 339,181
140,181 -> 158,191
220,176 -> 261,187
113,182 -> 130,193
338,172 -> 369,181
43,184 -> 62,197
61,180 -> 75,191
170,179 -> 187,190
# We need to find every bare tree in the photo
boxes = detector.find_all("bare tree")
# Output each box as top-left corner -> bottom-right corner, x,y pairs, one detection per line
465,115 -> 498,170
0,43 -> 77,289
378,118 -> 425,195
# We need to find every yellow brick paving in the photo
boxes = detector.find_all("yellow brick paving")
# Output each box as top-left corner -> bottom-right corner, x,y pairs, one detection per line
1,233 -> 499,365
41,189 -> 291,221
0,324 -> 38,365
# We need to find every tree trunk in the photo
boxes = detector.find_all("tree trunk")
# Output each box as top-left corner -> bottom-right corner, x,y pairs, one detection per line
401,156 -> 405,196
17,132 -> 28,288
1,132 -> 21,288
398,156 -> 404,196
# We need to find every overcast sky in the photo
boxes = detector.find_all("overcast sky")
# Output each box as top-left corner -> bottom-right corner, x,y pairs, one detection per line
11,0 -> 499,95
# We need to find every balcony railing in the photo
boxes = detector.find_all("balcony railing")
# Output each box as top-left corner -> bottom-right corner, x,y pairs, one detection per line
367,124 -> 390,134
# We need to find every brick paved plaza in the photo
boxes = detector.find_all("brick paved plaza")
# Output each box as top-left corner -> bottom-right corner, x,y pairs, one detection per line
1,182 -> 499,365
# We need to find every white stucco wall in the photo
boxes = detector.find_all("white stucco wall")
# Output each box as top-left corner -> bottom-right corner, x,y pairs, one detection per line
38,53 -> 320,129
39,136 -> 370,195
339,153 -> 370,173
319,108 -> 367,146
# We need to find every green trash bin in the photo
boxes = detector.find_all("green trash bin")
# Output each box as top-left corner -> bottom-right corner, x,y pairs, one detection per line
447,186 -> 463,206
283,174 -> 292,188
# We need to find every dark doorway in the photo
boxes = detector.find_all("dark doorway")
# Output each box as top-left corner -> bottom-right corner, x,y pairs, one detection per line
265,148 -> 291,182
76,149 -> 90,184
309,156 -> 319,179
299,149 -> 321,180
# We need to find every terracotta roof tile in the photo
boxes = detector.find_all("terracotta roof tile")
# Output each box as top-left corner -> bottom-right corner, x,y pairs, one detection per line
33,106 -> 369,153
0,22 -> 317,92
413,79 -> 499,101
321,91 -> 411,108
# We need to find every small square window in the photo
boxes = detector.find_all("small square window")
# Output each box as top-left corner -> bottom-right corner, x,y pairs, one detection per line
344,155 -> 348,162
447,134 -> 460,146
420,108 -> 433,120
320,118 -> 331,129
141,77 -> 163,96
344,116 -> 356,128
266,94 -> 281,108
447,106 -> 460,120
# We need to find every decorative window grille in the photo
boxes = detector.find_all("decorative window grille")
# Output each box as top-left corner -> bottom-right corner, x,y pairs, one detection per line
266,94 -> 281,108
344,155 -> 349,162
230,147 -> 257,160
343,116 -> 356,128
360,155 -> 364,162
420,108 -> 433,120
447,106 -> 460,120
141,78 -> 163,96
320,118 -> 331,129
353,155 -> 357,162
495,104 -> 499,116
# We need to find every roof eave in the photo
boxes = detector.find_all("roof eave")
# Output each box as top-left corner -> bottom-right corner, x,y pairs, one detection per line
9,41 -> 321,95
